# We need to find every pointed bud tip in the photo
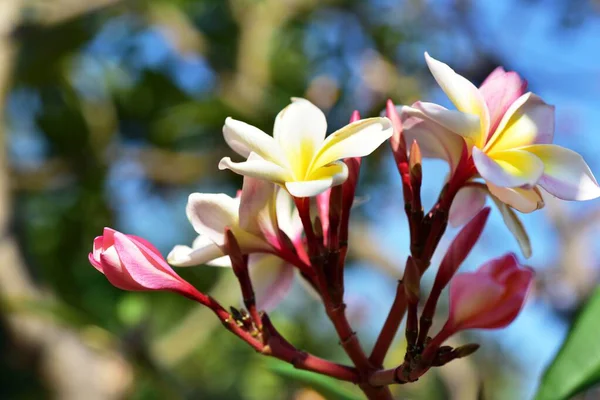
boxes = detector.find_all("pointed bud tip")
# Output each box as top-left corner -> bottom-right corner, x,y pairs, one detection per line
455,343 -> 480,358
409,140 -> 422,168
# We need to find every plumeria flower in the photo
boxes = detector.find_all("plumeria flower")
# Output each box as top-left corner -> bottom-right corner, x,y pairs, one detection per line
89,228 -> 203,300
219,98 -> 393,197
396,53 -> 600,255
399,53 -> 600,213
167,175 -> 304,310
439,253 -> 533,337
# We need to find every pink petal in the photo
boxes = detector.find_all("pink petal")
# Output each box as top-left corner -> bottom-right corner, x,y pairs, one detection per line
485,93 -> 554,151
247,254 -> 295,311
486,182 -> 544,213
113,232 -> 185,291
479,67 -> 527,138
449,186 -> 487,227
520,144 -> 600,201
100,246 -> 143,291
239,172 -> 277,236
88,250 -> 103,272
316,189 -> 331,239
477,253 -> 519,279
448,273 -> 505,328
102,227 -> 116,250
398,107 -> 465,171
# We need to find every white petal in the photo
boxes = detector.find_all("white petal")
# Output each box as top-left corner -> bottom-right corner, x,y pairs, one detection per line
286,180 -> 337,198
285,161 -> 349,198
490,196 -> 532,258
186,193 -> 239,246
219,154 -> 293,184
167,238 -> 228,267
473,147 -> 544,188
519,144 -> 600,201
449,186 -> 487,227
248,254 -> 295,311
310,117 -> 393,170
487,183 -> 544,213
424,52 -> 489,146
273,98 -> 327,176
485,93 -> 554,152
275,188 -> 302,239
223,117 -> 287,166
405,102 -> 482,145
239,173 -> 277,237
398,106 -> 465,171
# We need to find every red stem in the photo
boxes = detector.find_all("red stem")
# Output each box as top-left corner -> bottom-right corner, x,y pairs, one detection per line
294,194 -> 393,400
369,280 -> 407,367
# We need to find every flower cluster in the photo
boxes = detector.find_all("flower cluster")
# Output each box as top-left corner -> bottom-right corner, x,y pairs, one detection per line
88,54 -> 599,399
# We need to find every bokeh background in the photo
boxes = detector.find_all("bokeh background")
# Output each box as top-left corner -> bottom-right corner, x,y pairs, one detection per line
2,0 -> 600,399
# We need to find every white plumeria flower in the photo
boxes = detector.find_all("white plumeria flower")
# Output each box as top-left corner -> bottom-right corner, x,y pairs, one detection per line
167,175 -> 303,311
219,98 -> 393,197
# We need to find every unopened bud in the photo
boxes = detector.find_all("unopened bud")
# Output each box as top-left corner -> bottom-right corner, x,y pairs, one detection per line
409,140 -> 422,170
409,140 -> 422,185
224,228 -> 246,275
454,343 -> 480,359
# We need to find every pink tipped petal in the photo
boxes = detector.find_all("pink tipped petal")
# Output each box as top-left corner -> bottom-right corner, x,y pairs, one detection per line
487,182 -> 544,213
113,232 -> 183,291
449,186 -> 488,227
239,173 -> 277,236
485,93 -> 554,152
473,147 -> 544,188
409,102 -> 482,144
247,254 -> 295,311
185,193 -> 239,246
398,107 -> 465,171
490,196 -> 533,258
424,52 -> 490,145
479,68 -> 527,137
519,144 -> 600,201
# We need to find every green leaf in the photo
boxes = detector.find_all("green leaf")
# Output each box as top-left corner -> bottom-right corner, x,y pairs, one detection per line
264,359 -> 362,400
535,287 -> 600,400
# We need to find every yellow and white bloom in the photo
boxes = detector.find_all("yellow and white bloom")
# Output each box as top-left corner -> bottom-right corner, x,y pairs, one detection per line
219,98 -> 393,197
399,53 -> 600,217
167,175 -> 303,310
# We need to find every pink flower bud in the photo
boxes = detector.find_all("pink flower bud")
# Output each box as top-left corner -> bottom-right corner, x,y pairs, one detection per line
89,228 -> 205,300
445,253 -> 533,333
